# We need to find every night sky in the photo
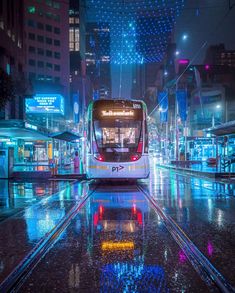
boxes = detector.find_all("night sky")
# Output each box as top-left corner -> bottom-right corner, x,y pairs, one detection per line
174,0 -> 235,63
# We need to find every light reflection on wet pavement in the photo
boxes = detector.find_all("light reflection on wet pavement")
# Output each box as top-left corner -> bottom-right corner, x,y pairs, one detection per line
0,180 -> 72,221
20,185 -> 209,292
0,181 -> 88,283
147,167 -> 235,287
0,165 -> 234,292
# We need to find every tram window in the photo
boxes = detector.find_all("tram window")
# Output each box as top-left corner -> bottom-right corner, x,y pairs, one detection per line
94,120 -> 142,148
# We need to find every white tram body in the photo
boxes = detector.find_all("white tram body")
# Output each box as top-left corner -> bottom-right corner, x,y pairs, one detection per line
86,99 -> 150,179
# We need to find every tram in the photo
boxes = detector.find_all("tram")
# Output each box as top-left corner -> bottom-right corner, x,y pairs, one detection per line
86,99 -> 150,179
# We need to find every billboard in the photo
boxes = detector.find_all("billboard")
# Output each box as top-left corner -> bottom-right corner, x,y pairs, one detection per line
25,94 -> 64,115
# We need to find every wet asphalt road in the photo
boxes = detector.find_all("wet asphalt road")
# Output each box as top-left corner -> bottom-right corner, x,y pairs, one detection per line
19,184 -> 209,292
0,165 -> 235,292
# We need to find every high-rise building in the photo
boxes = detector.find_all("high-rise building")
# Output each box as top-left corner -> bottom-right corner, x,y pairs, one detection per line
85,22 -> 111,100
204,44 -> 235,67
0,0 -> 27,119
69,0 -> 86,124
24,0 -> 69,119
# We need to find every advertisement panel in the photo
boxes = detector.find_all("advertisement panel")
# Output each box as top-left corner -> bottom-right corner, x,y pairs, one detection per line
176,89 -> 187,122
25,94 -> 64,115
73,93 -> 79,123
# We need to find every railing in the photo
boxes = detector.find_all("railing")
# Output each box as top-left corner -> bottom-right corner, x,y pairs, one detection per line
220,155 -> 235,176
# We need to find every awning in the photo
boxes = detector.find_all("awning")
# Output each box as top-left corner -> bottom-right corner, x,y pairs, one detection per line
0,120 -> 50,140
206,120 -> 235,136
50,131 -> 81,142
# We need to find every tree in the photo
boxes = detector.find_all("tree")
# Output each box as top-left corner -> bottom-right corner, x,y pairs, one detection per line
0,68 -> 15,110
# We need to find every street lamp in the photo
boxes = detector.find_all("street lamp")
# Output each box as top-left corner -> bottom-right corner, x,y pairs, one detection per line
212,104 -> 221,127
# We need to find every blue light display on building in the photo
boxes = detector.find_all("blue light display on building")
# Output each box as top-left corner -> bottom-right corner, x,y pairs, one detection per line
25,94 -> 65,115
87,0 -> 184,64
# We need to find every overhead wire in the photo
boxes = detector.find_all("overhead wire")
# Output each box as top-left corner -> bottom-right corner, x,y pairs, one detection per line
148,0 -> 235,117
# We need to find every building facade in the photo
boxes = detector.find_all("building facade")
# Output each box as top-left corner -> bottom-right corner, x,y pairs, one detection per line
24,0 -> 69,122
0,0 -> 27,120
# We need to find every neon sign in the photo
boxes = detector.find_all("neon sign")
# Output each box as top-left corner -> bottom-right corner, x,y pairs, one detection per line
101,110 -> 134,117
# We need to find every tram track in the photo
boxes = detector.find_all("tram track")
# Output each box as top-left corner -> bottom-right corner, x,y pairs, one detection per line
137,184 -> 235,293
0,180 -> 98,293
1,179 -> 234,292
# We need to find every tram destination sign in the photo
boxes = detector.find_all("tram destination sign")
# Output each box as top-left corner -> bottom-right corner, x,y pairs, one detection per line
25,94 -> 64,115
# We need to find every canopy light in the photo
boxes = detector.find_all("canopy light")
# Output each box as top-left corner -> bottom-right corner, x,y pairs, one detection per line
86,0 -> 185,64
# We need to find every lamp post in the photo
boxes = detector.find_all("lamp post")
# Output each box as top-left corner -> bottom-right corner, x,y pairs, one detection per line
212,104 -> 221,160
212,104 -> 221,128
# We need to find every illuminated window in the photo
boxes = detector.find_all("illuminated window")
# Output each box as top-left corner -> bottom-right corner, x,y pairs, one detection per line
37,35 -> 44,43
46,12 -> 53,19
54,64 -> 60,71
54,27 -> 60,34
29,72 -> 36,79
0,20 -> 4,30
28,33 -> 35,40
29,46 -> 35,53
46,37 -> 52,45
37,48 -> 44,55
38,74 -> 44,80
54,14 -> 60,22
27,6 -> 36,14
46,0 -> 52,7
54,52 -> 60,59
69,28 -> 79,51
46,62 -> 53,69
37,22 -> 44,30
38,8 -> 43,17
46,25 -> 52,32
53,2 -> 60,9
69,17 -> 74,24
28,19 -> 35,27
46,50 -> 52,57
37,61 -> 44,68
54,39 -> 60,46
29,59 -> 35,66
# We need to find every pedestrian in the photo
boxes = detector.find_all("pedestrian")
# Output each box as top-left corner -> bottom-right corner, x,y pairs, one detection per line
74,151 -> 80,173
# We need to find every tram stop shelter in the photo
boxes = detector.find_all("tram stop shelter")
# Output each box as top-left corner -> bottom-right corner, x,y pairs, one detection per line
50,131 -> 84,177
206,120 -> 235,173
0,119 -> 50,178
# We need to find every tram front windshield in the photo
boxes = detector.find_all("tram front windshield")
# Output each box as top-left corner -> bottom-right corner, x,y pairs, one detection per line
93,115 -> 142,162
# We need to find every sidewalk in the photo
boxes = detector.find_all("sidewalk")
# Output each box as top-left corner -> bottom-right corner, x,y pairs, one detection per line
0,180 -> 89,285
156,160 -> 235,180
11,163 -> 86,180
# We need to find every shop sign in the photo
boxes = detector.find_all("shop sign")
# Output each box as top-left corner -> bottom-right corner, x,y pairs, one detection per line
25,94 -> 64,115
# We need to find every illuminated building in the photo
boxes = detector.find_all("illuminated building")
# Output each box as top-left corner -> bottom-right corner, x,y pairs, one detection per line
205,44 -> 235,68
85,22 -> 111,100
24,0 -> 70,118
0,0 -> 28,119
